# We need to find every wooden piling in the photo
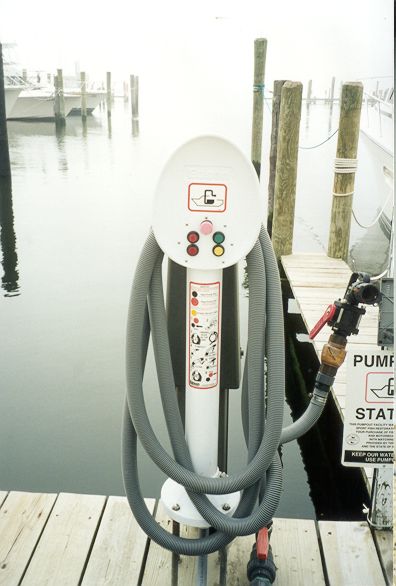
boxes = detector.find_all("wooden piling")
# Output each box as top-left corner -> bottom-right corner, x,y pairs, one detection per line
0,175 -> 20,295
130,74 -> 139,119
330,76 -> 335,103
0,43 -> 11,177
250,38 -> 267,177
106,72 -> 111,118
307,79 -> 312,102
327,82 -> 363,260
267,80 -> 286,236
54,68 -> 65,125
271,81 -> 303,260
22,69 -> 27,83
123,81 -> 129,102
80,71 -> 87,119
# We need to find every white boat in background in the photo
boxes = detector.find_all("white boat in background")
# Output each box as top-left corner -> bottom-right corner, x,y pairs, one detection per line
7,90 -> 81,121
5,85 -> 23,116
359,89 -> 394,241
360,91 -> 393,156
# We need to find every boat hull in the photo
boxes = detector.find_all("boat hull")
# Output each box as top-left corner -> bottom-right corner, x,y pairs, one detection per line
7,91 -> 81,120
5,86 -> 22,116
67,92 -> 105,116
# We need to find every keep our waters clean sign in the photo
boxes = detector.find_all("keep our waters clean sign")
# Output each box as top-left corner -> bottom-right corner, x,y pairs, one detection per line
342,346 -> 394,467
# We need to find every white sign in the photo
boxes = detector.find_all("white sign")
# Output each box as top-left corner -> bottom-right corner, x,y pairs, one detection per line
342,348 -> 394,467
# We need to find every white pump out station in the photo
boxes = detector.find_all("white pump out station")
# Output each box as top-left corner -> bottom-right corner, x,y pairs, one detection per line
152,135 -> 262,526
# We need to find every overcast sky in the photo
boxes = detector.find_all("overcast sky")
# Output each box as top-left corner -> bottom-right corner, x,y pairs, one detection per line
1,0 -> 393,92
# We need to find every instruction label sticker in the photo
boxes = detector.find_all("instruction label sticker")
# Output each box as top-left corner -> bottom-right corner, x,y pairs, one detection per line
188,281 -> 220,389
342,348 -> 394,468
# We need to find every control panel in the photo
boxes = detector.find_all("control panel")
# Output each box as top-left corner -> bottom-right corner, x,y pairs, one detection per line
152,136 -> 262,269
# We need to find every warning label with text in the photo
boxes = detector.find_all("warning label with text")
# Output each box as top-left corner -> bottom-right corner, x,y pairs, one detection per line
342,348 -> 394,468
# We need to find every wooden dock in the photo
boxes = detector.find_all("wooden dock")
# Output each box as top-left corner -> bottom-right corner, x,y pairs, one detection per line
0,490 -> 392,585
281,252 -> 384,490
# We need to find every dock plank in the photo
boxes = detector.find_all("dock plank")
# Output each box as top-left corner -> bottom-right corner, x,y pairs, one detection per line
270,518 -> 326,585
81,496 -> 155,586
21,492 -> 106,586
220,535 -> 254,584
280,253 -> 348,268
141,502 -> 219,585
319,520 -> 385,585
0,491 -> 57,586
372,529 -> 393,586
227,529 -> 327,586
0,492 -> 8,508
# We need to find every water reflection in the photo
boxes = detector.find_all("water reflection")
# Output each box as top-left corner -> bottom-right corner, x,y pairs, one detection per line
82,117 -> 88,139
132,118 -> 140,137
0,176 -> 19,297
8,116 -> 102,139
305,102 -> 311,133
54,123 -> 68,172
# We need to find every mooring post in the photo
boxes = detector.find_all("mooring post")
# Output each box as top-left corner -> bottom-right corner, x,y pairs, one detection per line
106,71 -> 112,117
0,44 -> 11,177
22,68 -> 27,83
122,81 -> 127,102
0,175 -> 20,296
330,76 -> 336,103
250,38 -> 267,178
267,80 -> 286,237
80,71 -> 87,119
130,74 -> 139,119
369,467 -> 393,529
327,82 -> 363,260
54,74 -> 59,118
307,79 -> 312,102
271,81 -> 303,260
54,68 -> 66,125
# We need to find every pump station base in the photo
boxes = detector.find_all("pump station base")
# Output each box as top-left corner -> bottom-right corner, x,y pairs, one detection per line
161,474 -> 241,528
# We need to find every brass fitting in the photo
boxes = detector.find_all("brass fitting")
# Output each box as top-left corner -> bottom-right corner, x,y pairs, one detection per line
321,335 -> 347,370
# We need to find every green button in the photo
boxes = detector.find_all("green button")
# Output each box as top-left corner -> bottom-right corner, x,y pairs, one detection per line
213,231 -> 225,244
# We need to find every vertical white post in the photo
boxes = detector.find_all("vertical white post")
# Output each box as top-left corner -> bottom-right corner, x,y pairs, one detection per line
185,268 -> 222,477
369,467 -> 393,529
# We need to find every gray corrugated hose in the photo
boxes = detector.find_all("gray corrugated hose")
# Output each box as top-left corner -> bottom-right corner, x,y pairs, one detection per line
122,225 -> 327,555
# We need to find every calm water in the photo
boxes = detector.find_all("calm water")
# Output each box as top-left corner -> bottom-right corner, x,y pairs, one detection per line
0,93 -> 390,519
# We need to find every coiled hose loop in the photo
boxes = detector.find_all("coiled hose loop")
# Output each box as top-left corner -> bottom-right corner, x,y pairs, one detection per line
122,226 -> 326,555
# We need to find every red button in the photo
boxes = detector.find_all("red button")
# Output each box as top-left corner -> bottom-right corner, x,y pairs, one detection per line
187,231 -> 199,243
191,298 -> 199,306
187,244 -> 199,256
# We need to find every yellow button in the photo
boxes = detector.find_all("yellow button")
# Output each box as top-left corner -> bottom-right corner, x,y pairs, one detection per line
191,309 -> 197,315
213,245 -> 225,257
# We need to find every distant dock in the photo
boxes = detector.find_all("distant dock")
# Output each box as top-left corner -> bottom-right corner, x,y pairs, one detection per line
0,491 -> 391,585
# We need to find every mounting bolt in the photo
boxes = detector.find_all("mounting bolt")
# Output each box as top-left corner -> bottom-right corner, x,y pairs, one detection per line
172,504 -> 180,511
222,503 -> 231,511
